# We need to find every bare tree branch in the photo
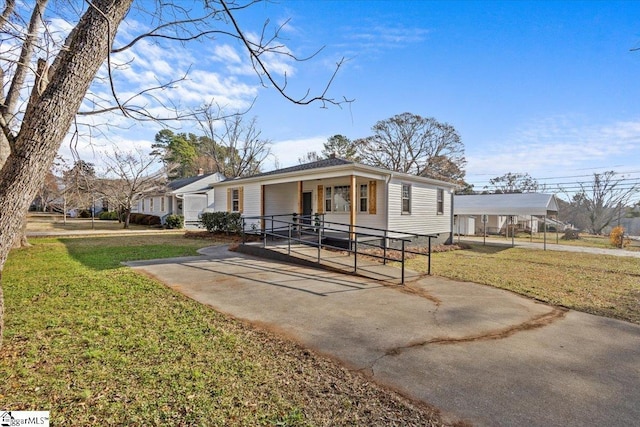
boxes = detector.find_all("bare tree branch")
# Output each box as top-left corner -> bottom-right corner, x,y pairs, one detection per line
220,0 -> 351,107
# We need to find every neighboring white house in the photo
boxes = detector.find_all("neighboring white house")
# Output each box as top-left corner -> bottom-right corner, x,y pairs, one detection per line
206,157 -> 457,243
133,171 -> 225,227
454,193 -> 560,236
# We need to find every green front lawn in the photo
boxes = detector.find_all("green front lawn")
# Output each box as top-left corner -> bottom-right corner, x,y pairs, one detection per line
410,244 -> 640,324
0,234 -> 445,426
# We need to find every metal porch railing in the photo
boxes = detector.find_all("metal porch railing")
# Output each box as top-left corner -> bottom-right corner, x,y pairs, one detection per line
241,214 -> 436,284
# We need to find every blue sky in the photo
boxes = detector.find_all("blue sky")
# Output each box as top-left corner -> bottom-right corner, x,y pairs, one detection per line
59,0 -> 640,193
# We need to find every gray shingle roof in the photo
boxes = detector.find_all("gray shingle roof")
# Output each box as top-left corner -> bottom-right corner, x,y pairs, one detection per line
167,173 -> 218,191
223,157 -> 354,182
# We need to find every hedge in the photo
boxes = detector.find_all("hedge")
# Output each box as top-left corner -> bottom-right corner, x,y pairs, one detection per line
199,212 -> 242,234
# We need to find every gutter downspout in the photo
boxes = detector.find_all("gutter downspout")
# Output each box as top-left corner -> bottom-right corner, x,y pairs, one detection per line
385,173 -> 392,231
449,191 -> 455,244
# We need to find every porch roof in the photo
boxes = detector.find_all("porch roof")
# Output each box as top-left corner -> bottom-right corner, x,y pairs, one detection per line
454,193 -> 559,216
211,157 -> 457,189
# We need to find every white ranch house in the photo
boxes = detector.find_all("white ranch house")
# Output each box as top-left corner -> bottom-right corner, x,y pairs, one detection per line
132,171 -> 225,226
209,158 -> 457,244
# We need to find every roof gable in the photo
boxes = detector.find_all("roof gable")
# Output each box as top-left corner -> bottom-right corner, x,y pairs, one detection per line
168,172 -> 225,193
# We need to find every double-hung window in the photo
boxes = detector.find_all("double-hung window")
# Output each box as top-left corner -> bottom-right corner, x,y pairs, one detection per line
359,184 -> 368,212
401,184 -> 411,214
437,189 -> 444,215
231,189 -> 240,212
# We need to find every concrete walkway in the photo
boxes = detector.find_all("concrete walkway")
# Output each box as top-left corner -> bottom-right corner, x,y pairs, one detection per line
126,246 -> 640,426
460,236 -> 640,258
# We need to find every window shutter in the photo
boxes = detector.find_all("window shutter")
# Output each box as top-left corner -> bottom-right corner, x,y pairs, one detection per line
226,188 -> 231,212
238,186 -> 244,213
369,181 -> 377,214
317,185 -> 324,214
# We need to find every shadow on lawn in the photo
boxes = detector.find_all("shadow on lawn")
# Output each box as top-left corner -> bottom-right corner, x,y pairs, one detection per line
462,243 -> 514,255
59,234 -> 212,271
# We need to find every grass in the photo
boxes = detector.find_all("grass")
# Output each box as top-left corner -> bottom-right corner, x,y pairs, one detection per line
26,214 -> 153,233
407,244 -> 640,324
1,234 -> 447,426
469,233 -> 640,251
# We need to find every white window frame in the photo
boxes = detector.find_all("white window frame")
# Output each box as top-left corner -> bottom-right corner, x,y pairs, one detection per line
437,188 -> 444,215
324,185 -> 351,213
231,189 -> 240,212
401,184 -> 411,214
359,184 -> 368,213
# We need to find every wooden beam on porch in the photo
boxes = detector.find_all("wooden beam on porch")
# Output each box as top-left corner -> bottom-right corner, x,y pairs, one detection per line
298,181 -> 303,215
260,185 -> 265,231
350,175 -> 357,239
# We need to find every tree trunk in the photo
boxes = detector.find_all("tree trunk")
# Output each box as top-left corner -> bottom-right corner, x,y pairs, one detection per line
0,0 -> 133,349
12,219 -> 31,249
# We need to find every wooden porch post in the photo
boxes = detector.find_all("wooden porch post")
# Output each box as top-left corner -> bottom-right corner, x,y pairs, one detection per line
260,185 -> 265,231
297,181 -> 303,215
350,175 -> 357,240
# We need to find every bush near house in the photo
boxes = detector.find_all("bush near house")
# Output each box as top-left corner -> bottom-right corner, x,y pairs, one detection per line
129,213 -> 162,226
200,212 -> 242,234
99,211 -> 119,220
165,214 -> 184,229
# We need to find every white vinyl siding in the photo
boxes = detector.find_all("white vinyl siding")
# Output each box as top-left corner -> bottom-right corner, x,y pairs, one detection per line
387,178 -> 451,235
264,182 -> 298,216
183,195 -> 207,224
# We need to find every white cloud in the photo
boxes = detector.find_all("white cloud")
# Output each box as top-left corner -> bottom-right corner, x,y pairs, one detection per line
270,136 -> 327,169
466,116 -> 640,180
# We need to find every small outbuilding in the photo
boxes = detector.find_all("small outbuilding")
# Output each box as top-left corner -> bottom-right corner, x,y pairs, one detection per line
454,193 -> 560,238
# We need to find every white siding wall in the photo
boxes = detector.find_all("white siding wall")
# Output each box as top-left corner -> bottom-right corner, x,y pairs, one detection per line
265,182 -> 298,216
387,178 -> 452,236
183,195 -> 207,224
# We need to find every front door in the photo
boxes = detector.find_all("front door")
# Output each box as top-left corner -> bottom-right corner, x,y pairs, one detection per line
302,192 -> 313,224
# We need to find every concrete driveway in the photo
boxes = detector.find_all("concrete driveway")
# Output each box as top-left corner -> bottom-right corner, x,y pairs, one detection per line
126,246 -> 640,426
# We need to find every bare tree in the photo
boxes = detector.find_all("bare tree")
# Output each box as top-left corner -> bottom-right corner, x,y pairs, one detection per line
355,112 -> 466,183
0,0 -> 347,347
99,147 -> 164,228
197,106 -> 272,177
298,151 -> 322,164
486,172 -> 541,193
568,171 -> 640,235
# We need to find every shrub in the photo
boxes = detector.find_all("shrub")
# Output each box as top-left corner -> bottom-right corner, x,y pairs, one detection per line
561,230 -> 580,240
609,226 -> 629,248
127,213 -> 161,226
78,209 -> 92,218
200,212 -> 243,234
165,214 -> 184,229
99,211 -> 119,220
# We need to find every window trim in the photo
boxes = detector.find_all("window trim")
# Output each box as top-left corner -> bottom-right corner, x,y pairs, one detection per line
401,183 -> 411,214
437,188 -> 445,215
231,188 -> 240,212
323,185 -> 352,213
359,184 -> 368,213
